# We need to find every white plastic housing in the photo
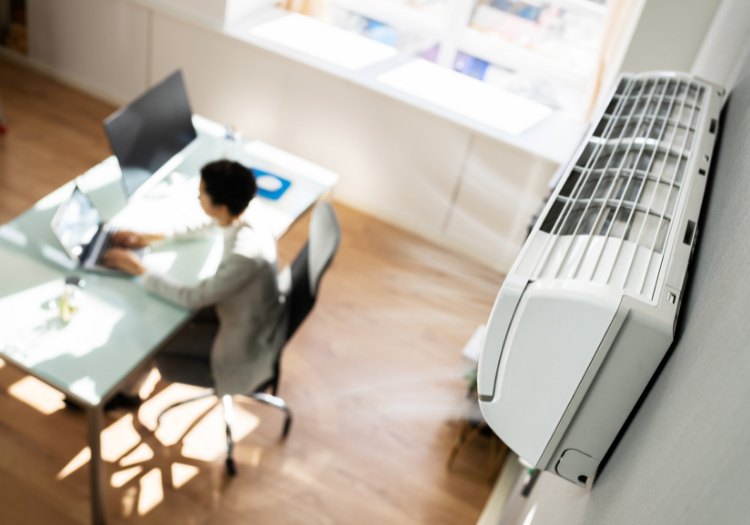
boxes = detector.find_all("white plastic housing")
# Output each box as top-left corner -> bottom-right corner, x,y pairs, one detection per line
478,72 -> 724,487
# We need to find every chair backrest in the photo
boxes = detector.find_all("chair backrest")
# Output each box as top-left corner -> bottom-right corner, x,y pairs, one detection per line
285,201 -> 340,340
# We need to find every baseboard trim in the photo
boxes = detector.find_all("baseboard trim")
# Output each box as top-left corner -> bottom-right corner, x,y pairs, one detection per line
334,193 -> 512,275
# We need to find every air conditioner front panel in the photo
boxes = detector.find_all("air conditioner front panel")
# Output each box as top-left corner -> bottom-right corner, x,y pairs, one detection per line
546,297 -> 674,468
479,281 -> 620,465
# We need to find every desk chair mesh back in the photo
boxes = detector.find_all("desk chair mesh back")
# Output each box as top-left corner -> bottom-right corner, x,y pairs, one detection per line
287,201 -> 341,339
156,201 -> 341,476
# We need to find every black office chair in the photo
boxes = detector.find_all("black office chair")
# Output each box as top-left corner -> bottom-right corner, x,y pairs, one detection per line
155,201 -> 341,476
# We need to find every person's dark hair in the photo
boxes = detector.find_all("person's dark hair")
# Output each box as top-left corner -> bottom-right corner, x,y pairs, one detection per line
200,160 -> 257,216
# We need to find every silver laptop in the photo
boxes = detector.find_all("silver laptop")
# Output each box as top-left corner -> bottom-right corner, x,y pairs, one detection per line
51,186 -> 147,273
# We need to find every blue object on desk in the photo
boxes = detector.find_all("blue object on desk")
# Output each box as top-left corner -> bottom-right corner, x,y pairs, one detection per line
253,169 -> 292,200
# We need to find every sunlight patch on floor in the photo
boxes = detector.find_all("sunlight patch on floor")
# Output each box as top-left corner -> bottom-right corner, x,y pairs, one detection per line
138,468 -> 164,516
180,405 -> 228,462
102,413 -> 142,462
171,462 -> 200,489
120,442 -> 154,467
121,486 -> 137,518
138,368 -> 162,401
56,446 -> 91,480
181,402 -> 260,462
8,376 -> 65,414
138,383 -> 216,446
111,466 -> 143,488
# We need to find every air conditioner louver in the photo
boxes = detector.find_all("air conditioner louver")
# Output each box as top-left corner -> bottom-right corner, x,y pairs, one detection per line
477,72 -> 723,488
538,76 -> 706,299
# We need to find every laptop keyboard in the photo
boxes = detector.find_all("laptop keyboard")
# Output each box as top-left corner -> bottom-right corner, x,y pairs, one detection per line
95,231 -> 117,265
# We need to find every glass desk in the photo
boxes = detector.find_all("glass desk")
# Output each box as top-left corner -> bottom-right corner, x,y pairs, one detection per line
0,115 -> 338,525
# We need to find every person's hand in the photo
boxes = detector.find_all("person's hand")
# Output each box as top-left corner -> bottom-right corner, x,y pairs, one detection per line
102,248 -> 146,275
111,231 -> 164,248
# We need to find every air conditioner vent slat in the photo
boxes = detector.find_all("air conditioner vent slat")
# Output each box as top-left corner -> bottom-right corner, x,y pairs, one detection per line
532,73 -> 709,298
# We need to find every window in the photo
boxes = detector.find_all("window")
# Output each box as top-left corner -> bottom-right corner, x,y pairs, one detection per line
283,0 -> 609,119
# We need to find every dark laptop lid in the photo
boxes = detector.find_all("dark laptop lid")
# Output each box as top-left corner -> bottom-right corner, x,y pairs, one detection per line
103,70 -> 197,198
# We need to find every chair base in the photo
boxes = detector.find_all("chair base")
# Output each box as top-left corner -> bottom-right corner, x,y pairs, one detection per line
246,392 -> 293,438
155,388 -> 293,476
226,457 -> 237,477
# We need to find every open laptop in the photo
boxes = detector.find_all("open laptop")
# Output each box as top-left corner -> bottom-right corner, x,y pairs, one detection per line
51,186 -> 147,273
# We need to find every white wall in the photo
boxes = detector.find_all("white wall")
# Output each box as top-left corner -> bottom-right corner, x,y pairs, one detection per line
690,0 -> 750,91
27,0 -> 149,102
620,0 -> 722,75
445,135 -> 556,271
23,0 -> 558,273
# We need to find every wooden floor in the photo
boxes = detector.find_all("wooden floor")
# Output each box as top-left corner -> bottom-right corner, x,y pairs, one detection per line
0,55 -> 506,525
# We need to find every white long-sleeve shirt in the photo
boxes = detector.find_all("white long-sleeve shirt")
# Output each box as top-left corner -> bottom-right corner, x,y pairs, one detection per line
141,215 -> 284,396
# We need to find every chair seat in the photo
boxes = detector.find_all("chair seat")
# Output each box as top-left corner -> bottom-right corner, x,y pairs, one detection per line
156,355 -> 214,389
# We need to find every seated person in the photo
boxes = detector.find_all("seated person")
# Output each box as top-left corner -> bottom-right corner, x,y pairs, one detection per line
103,160 -> 285,405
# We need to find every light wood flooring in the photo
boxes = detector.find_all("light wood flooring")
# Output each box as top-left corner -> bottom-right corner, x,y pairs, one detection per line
0,55 -> 505,525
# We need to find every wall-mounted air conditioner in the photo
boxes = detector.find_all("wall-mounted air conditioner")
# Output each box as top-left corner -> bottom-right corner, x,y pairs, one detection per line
478,72 -> 724,487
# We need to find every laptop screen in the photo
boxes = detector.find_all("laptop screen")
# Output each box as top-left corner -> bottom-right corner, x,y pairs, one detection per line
52,187 -> 102,261
103,70 -> 197,198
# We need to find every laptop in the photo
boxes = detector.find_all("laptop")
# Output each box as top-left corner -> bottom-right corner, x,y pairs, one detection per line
51,186 -> 148,273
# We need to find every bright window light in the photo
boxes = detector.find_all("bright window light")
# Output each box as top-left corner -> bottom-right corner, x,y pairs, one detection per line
249,13 -> 398,70
8,376 -> 65,415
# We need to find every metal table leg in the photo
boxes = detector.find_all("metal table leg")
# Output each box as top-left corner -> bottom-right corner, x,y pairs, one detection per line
87,405 -> 107,525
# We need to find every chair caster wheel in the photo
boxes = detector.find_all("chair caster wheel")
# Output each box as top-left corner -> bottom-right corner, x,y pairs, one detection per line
226,457 -> 237,477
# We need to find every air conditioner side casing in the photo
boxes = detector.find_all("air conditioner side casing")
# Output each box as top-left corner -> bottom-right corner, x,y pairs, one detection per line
478,72 -> 724,487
